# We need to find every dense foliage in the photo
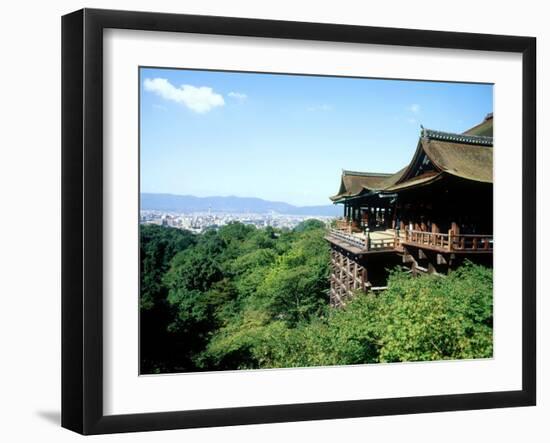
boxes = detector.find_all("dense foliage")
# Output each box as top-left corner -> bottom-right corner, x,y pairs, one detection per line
140,221 -> 493,373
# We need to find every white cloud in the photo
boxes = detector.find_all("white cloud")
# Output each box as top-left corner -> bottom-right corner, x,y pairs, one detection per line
307,104 -> 332,112
143,78 -> 225,114
408,103 -> 421,113
228,91 -> 247,101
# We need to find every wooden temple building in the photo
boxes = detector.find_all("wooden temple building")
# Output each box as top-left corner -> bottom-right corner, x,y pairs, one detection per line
326,114 -> 494,307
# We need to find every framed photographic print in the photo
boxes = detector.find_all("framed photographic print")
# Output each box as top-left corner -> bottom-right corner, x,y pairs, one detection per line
61,8 -> 536,435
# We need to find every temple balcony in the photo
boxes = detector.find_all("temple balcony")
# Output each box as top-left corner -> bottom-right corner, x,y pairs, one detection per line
325,224 -> 493,255
401,229 -> 493,254
325,226 -> 399,255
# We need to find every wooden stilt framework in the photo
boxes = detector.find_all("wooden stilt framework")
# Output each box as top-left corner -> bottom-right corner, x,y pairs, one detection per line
329,247 -> 368,307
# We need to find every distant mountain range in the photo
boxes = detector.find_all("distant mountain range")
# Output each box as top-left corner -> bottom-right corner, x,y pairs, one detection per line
140,193 -> 341,217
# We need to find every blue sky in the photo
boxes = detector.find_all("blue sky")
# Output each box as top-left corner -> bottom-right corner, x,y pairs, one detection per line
140,67 -> 493,206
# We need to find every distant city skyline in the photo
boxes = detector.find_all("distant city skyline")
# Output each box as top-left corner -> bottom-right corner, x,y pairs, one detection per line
140,68 -> 493,206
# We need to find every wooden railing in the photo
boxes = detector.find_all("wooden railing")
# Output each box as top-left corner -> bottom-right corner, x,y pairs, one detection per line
327,228 -> 396,252
328,228 -> 368,250
328,227 -> 493,253
405,229 -> 450,249
369,237 -> 398,251
450,233 -> 493,251
403,229 -> 493,252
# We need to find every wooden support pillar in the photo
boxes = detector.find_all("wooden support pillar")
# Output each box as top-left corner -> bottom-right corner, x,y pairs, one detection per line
339,253 -> 344,283
451,221 -> 460,235
346,257 -> 351,293
402,246 -> 415,264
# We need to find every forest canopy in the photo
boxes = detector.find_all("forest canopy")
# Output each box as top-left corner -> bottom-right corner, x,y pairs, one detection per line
140,222 -> 493,374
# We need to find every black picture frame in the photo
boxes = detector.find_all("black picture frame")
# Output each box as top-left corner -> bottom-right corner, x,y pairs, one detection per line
62,8 -> 536,435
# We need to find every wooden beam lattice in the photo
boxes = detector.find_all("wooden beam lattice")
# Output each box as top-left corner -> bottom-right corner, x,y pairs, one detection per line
329,247 -> 368,307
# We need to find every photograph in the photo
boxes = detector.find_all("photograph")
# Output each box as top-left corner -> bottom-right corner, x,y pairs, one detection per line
138,67 -> 494,375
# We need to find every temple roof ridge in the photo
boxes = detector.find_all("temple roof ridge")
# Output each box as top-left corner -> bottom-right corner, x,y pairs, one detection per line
342,170 -> 393,177
421,127 -> 493,146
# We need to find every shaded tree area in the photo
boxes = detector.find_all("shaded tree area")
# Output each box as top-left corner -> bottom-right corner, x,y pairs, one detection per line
140,220 -> 492,374
140,224 -> 196,373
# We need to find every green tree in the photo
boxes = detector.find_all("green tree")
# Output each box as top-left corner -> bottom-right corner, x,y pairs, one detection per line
141,220 -> 493,373
139,224 -> 196,373
374,262 -> 493,362
257,228 -> 330,324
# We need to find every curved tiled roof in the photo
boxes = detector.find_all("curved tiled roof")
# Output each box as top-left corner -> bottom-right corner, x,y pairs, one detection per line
421,138 -> 493,183
391,127 -> 493,188
330,170 -> 394,201
330,115 -> 493,202
385,171 -> 443,192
